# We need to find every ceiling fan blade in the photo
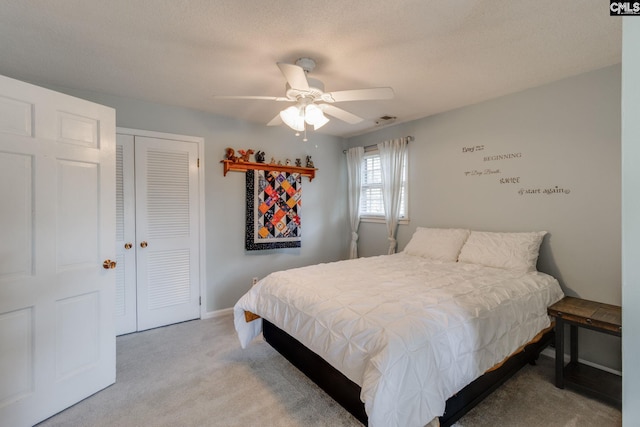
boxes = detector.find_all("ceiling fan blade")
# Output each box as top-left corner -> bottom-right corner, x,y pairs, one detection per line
277,62 -> 309,91
267,114 -> 283,126
214,95 -> 290,101
320,104 -> 364,124
323,87 -> 394,103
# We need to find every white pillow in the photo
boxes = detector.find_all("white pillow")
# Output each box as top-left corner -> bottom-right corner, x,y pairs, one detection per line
403,227 -> 471,262
458,231 -> 547,272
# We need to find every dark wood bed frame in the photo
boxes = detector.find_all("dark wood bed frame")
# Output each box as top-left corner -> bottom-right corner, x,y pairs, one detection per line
263,319 -> 554,426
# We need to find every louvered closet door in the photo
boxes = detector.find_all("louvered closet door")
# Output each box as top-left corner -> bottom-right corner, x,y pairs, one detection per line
134,136 -> 200,331
115,134 -> 137,335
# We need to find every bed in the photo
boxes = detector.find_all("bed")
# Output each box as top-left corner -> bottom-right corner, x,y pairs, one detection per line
234,228 -> 564,427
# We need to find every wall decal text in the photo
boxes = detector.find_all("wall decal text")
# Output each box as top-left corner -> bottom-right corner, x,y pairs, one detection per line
483,152 -> 522,162
464,168 -> 501,176
499,177 -> 521,184
462,145 -> 485,153
518,186 -> 571,196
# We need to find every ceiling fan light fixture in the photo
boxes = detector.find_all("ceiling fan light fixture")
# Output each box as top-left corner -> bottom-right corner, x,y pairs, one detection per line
280,105 -> 305,132
312,115 -> 329,130
304,104 -> 329,130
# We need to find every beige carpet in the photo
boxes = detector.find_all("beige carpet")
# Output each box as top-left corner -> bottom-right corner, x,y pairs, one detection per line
37,315 -> 621,427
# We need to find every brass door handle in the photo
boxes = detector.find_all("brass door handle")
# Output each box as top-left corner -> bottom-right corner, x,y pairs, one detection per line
103,259 -> 117,269
124,242 -> 133,250
140,241 -> 148,248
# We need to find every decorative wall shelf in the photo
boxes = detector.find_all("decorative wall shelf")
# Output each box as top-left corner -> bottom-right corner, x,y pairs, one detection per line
221,160 -> 318,181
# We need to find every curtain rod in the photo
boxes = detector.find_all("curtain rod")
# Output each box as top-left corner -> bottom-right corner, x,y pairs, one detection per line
343,135 -> 413,154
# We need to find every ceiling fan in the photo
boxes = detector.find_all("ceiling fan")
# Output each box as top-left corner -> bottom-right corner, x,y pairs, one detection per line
215,57 -> 394,136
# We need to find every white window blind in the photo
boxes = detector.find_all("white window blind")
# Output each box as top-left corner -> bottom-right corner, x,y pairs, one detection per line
360,151 -> 408,219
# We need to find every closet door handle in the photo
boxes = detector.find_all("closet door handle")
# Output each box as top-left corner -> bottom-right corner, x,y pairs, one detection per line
140,241 -> 148,248
124,243 -> 133,250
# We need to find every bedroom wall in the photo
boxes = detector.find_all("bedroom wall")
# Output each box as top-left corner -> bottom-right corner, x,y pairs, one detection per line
41,86 -> 351,312
345,65 -> 622,370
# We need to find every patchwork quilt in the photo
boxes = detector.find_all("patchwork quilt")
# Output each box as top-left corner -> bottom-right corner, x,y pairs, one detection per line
245,169 -> 301,250
234,253 -> 564,427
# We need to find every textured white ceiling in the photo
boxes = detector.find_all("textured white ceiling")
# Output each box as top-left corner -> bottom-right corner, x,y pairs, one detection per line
0,1 -> 621,137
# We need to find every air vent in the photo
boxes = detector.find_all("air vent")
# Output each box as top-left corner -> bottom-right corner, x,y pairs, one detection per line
375,115 -> 397,126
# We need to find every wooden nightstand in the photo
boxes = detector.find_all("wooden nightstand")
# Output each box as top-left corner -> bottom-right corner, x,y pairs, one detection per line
547,296 -> 621,407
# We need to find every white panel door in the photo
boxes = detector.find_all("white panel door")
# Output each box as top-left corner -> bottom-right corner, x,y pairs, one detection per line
134,136 -> 200,331
115,134 -> 137,335
0,74 -> 115,426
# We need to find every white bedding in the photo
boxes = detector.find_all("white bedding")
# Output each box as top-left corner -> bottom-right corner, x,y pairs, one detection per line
234,253 -> 564,427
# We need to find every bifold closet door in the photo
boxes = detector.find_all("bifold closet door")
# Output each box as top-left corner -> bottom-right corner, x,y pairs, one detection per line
134,136 -> 200,331
115,134 -> 137,335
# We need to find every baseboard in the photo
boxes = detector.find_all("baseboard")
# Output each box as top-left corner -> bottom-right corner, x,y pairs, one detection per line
540,348 -> 622,376
202,307 -> 233,319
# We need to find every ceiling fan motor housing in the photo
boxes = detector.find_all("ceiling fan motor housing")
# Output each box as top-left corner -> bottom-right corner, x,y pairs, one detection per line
285,77 -> 325,102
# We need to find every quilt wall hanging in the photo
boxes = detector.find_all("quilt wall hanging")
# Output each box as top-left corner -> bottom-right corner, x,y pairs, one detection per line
245,169 -> 302,250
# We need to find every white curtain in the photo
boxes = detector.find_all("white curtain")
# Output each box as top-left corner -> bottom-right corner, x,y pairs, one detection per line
378,138 -> 408,254
346,146 -> 364,259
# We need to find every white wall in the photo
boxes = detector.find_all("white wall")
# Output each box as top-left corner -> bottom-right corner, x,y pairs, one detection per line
346,65 -> 622,370
44,87 -> 351,312
621,17 -> 640,425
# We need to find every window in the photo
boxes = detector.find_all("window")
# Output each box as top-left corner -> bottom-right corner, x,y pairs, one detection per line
359,150 -> 408,222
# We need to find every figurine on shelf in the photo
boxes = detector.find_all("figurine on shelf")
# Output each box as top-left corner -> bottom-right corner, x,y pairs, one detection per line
306,155 -> 315,168
255,150 -> 265,163
277,160 -> 283,165
225,147 -> 239,162
295,158 -> 302,167
285,158 -> 291,166
237,149 -> 254,162
269,157 -> 276,164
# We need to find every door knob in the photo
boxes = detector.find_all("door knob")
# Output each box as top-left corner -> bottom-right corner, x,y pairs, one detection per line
140,241 -> 148,248
103,259 -> 117,269
124,242 -> 133,250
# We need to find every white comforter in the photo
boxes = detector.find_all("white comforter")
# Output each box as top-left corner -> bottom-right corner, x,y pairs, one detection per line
234,253 -> 564,427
